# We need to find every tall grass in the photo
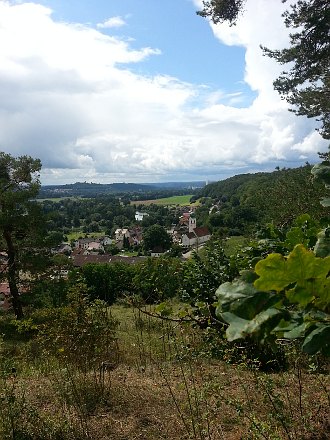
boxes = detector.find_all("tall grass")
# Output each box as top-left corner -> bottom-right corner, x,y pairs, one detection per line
0,302 -> 329,439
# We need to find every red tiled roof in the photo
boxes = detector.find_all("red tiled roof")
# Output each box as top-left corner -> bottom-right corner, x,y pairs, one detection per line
0,282 -> 10,296
194,227 -> 210,237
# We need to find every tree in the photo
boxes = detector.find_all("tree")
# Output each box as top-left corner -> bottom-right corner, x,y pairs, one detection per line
142,224 -> 172,253
0,152 -> 42,319
133,256 -> 183,302
197,0 -> 330,139
196,0 -> 246,25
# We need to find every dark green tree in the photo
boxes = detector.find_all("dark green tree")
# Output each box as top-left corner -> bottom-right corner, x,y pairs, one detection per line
0,152 -> 42,319
197,0 -> 246,25
262,0 -> 330,139
142,224 -> 172,253
82,262 -> 135,304
133,256 -> 183,302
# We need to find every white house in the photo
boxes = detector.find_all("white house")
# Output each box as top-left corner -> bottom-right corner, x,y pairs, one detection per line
86,241 -> 104,252
135,211 -> 149,222
75,236 -> 112,250
181,227 -> 211,247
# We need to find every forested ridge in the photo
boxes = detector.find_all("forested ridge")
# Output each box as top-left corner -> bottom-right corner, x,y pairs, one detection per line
197,165 -> 328,227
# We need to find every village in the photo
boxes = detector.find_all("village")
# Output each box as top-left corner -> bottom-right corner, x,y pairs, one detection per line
60,208 -> 211,265
0,206 -> 212,311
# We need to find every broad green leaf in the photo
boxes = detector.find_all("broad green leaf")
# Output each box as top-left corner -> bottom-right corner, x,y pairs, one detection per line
286,279 -> 330,309
216,280 -> 259,312
302,324 -> 330,355
254,244 -> 330,292
286,284 -> 315,307
283,323 -> 307,339
221,312 -> 250,341
222,308 -> 283,341
254,253 -> 290,291
216,280 -> 279,320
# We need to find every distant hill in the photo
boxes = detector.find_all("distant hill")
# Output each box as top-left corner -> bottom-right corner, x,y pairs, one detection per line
198,165 -> 328,226
148,181 -> 205,189
38,181 -> 206,199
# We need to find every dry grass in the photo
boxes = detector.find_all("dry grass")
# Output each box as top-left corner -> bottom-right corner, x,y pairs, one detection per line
3,360 -> 328,440
1,305 -> 329,440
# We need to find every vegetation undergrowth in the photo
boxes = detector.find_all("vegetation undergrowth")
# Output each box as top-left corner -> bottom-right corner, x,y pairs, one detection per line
1,294 -> 329,439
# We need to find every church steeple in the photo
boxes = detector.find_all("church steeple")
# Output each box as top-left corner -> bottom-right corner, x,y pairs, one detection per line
188,214 -> 196,233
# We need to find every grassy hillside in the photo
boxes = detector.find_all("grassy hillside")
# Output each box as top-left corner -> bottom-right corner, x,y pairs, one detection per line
1,303 -> 328,439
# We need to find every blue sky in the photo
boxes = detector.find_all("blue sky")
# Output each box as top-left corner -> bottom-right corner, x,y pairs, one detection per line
0,0 -> 327,184
40,0 -> 250,97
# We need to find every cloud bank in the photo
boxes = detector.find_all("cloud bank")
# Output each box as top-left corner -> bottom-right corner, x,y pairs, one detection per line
97,16 -> 127,29
0,0 -> 327,184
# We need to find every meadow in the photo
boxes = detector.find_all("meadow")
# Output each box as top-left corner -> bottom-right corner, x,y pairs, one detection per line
132,194 -> 198,206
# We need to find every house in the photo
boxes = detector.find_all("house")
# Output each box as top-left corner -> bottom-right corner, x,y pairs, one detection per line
0,282 -> 28,312
150,246 -> 166,257
86,241 -> 104,252
181,227 -> 211,247
53,243 -> 72,255
135,211 -> 149,222
75,238 -> 94,249
114,228 -> 130,241
98,236 -> 112,246
128,226 -> 143,246
0,282 -> 11,311
75,236 -> 112,250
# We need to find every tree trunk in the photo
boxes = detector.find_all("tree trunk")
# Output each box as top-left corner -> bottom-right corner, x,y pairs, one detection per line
3,230 -> 24,319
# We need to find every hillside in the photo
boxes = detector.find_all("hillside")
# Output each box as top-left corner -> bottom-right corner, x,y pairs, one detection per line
38,181 -> 205,199
198,165 -> 328,226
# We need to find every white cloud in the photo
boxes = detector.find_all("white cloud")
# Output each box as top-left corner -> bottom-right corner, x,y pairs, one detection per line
0,0 -> 327,184
97,16 -> 126,29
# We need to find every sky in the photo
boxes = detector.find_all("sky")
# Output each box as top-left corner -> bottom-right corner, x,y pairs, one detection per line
0,0 -> 328,185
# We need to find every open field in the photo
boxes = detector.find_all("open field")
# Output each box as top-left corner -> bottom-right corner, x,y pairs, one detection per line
133,194 -> 199,206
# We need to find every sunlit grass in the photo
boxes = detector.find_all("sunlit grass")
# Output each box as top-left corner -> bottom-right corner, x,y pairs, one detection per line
133,194 -> 199,206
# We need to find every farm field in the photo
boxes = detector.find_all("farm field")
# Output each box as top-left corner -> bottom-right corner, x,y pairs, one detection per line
133,194 -> 198,206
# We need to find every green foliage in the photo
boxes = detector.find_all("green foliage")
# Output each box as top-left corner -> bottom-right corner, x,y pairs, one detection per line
255,245 -> 330,304
216,239 -> 330,356
133,256 -> 183,303
263,0 -> 330,139
37,282 -> 119,370
0,152 -> 46,319
82,262 -> 135,304
179,241 -> 238,331
142,224 -> 172,253
197,166 -> 327,230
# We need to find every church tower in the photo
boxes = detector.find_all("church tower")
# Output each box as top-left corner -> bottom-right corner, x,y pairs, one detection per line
188,214 -> 196,233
